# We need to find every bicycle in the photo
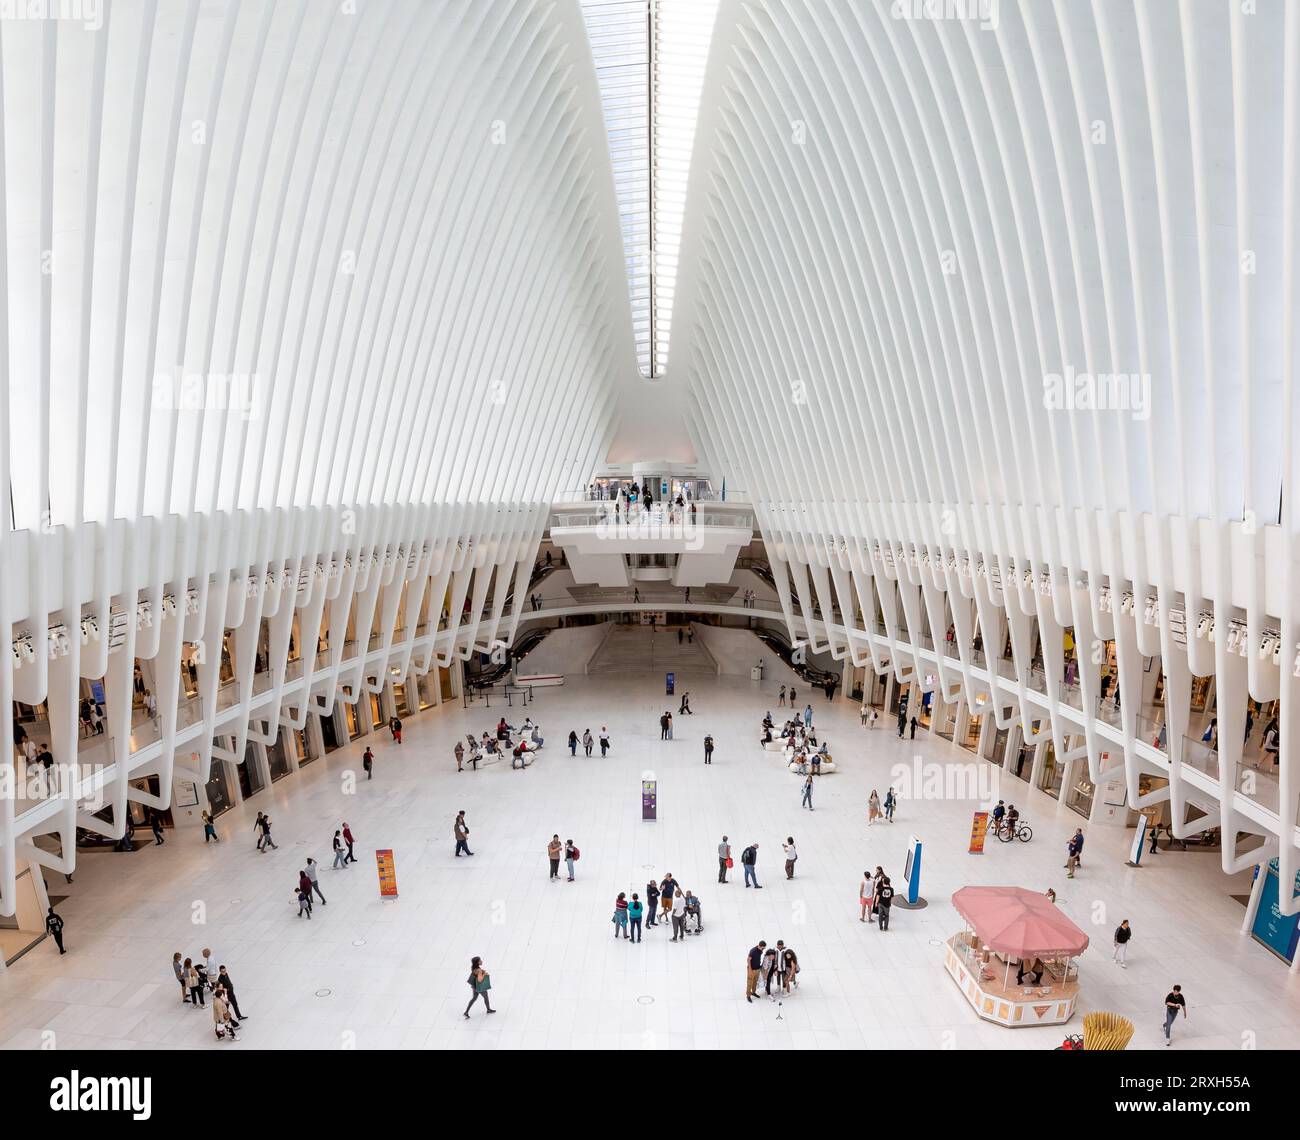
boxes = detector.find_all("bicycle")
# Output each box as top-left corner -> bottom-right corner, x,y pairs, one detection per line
997,819 -> 1033,843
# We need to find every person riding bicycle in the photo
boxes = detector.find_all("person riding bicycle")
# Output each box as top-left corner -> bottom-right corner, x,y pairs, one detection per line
991,800 -> 1006,831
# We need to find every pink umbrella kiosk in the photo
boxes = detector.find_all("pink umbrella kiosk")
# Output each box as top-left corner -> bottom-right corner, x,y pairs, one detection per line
944,886 -> 1090,1028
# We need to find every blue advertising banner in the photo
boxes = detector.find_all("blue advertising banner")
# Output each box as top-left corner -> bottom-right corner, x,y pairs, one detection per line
1251,858 -> 1300,963
665,672 -> 675,695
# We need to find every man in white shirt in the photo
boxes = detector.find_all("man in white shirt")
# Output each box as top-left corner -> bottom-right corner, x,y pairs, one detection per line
670,893 -> 687,942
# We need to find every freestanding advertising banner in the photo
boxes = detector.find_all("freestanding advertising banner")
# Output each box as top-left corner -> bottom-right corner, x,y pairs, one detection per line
1251,858 -> 1300,963
642,779 -> 657,821
1126,815 -> 1148,867
969,811 -> 989,854
375,849 -> 398,898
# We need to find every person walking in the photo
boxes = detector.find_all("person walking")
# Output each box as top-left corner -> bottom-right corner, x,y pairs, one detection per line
305,857 -> 326,905
599,727 -> 610,757
332,830 -> 348,869
363,745 -> 374,779
803,704 -> 813,728
876,876 -> 895,931
150,813 -> 165,845
455,739 -> 465,771
45,907 -> 65,954
801,772 -> 814,810
883,787 -> 896,822
547,835 -> 562,880
645,878 -> 660,927
746,941 -> 766,1003
628,893 -> 644,942
298,869 -> 314,915
464,957 -> 495,1018
389,715 -> 402,743
212,988 -> 237,1041
254,811 -> 267,852
704,733 -> 714,764
659,872 -> 680,924
216,966 -> 246,1020
718,835 -> 732,883
783,837 -> 798,880
909,715 -> 918,740
670,892 -> 687,942
868,789 -> 882,826
583,729 -> 593,756
860,872 -> 874,922
612,893 -> 630,939
567,730 -> 578,756
261,815 -> 279,851
342,822 -> 357,863
454,811 -> 473,857
870,709 -> 879,730
741,843 -> 762,888
861,703 -> 869,727
1163,985 -> 1187,1045
778,685 -> 787,707
1113,920 -> 1132,967
296,884 -> 312,918
564,838 -> 578,882
202,811 -> 220,843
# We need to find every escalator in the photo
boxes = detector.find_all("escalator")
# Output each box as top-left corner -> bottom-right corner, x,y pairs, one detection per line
745,559 -> 799,610
753,628 -> 837,688
500,559 -> 560,615
464,625 -> 552,689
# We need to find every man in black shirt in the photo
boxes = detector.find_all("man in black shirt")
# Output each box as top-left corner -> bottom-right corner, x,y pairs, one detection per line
45,907 -> 65,954
217,966 -> 245,1020
1163,985 -> 1187,1045
746,941 -> 766,1003
876,877 -> 895,931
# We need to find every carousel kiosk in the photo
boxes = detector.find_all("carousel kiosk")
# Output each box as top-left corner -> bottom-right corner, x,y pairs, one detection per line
944,885 -> 1089,1028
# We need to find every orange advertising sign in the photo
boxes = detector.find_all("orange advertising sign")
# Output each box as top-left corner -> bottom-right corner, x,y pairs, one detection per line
969,811 -> 990,854
375,848 -> 399,898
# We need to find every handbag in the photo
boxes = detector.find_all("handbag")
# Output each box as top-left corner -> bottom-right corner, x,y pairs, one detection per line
475,973 -> 491,993
726,857 -> 734,868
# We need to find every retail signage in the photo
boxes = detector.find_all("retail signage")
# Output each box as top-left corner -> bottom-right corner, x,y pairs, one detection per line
1251,858 -> 1300,963
665,672 -> 675,695
642,779 -> 657,821
968,811 -> 989,854
902,835 -> 923,904
1127,815 -> 1148,867
375,849 -> 399,899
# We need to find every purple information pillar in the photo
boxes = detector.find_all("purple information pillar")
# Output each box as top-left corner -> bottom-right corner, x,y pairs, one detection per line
642,779 -> 657,821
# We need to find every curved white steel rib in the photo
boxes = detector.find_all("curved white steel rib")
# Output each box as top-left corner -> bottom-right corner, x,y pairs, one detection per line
673,0 -> 1300,907
0,0 -> 634,914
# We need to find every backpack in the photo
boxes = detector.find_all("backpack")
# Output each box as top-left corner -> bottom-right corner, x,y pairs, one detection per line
570,847 -> 580,861
742,846 -> 756,865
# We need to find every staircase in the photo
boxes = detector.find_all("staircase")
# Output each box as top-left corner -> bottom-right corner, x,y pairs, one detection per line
587,624 -> 716,676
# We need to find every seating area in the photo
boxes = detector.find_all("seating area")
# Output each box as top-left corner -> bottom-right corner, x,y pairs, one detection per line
759,712 -> 837,774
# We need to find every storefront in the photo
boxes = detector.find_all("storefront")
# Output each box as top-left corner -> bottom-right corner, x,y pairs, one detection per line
393,680 -> 412,718
204,760 -> 236,818
267,731 -> 292,782
344,701 -> 365,741
369,688 -> 384,730
1066,770 -> 1095,818
291,725 -> 315,767
1010,738 -> 1034,782
417,671 -> 437,711
1039,741 -> 1064,799
320,708 -> 343,752
237,741 -> 264,800
959,712 -> 983,753
987,727 -> 1009,768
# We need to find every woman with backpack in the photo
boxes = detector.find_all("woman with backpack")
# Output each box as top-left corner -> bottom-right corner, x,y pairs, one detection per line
612,893 -> 630,940
464,957 -> 495,1018
564,838 -> 579,882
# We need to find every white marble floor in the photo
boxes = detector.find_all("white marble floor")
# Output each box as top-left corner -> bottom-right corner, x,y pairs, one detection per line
2,653 -> 1298,1051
